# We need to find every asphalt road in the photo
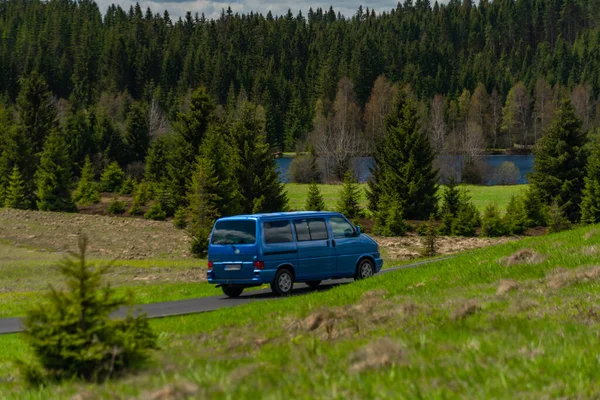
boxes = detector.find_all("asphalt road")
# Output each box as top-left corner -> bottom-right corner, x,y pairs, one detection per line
0,257 -> 451,335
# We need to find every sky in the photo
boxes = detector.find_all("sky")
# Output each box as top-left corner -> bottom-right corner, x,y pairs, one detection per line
97,0 -> 412,20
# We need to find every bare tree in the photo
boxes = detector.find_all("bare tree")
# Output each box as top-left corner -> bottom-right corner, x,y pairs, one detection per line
502,82 -> 531,147
470,83 -> 490,147
148,99 -> 170,138
533,78 -> 555,141
428,94 -> 447,155
364,76 -> 396,153
571,83 -> 593,132
489,88 -> 504,148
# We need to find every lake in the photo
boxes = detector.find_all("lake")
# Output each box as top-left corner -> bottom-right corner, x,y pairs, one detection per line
275,154 -> 535,185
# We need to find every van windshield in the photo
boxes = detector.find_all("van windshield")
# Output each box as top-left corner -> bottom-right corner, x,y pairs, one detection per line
211,220 -> 256,245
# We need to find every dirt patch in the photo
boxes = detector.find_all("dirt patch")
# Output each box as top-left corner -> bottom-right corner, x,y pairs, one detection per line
581,246 -> 600,256
349,338 -> 404,373
0,208 -> 190,259
141,381 -> 199,400
377,234 -> 514,261
584,229 -> 598,240
546,267 -> 600,289
501,249 -> 546,267
497,280 -> 519,295
451,301 -> 480,320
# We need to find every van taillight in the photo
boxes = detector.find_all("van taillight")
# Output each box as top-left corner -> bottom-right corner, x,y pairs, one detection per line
254,261 -> 264,270
207,261 -> 213,270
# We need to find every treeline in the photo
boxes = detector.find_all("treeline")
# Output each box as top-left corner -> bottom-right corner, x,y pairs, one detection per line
0,0 -> 599,156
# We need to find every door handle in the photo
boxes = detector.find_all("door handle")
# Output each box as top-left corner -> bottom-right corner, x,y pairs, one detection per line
331,240 -> 336,248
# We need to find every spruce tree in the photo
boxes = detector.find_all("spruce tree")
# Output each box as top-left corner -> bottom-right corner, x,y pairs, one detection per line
35,130 -> 76,212
187,157 -> 221,257
123,102 -> 150,164
529,99 -> 587,222
229,102 -> 287,214
580,130 -> 600,224
305,182 -> 326,211
367,91 -> 438,220
73,156 -> 100,206
144,135 -> 171,184
5,166 -> 30,209
336,171 -> 361,221
100,162 -> 125,192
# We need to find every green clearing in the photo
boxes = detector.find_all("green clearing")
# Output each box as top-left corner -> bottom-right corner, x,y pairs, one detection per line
285,183 -> 527,213
1,224 -> 600,398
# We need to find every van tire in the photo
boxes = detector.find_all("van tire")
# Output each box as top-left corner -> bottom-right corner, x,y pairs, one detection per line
306,280 -> 322,289
271,268 -> 294,296
355,259 -> 375,280
222,285 -> 244,298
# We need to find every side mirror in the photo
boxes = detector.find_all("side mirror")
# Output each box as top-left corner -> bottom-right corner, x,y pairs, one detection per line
356,225 -> 361,235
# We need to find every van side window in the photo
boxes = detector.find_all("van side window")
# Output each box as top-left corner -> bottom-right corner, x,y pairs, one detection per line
264,220 -> 293,244
294,218 -> 329,241
329,216 -> 357,239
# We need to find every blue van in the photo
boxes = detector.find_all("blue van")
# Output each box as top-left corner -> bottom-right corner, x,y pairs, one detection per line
207,212 -> 383,297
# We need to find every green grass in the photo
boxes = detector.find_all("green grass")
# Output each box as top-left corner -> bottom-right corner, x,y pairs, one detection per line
1,224 -> 600,398
285,183 -> 527,213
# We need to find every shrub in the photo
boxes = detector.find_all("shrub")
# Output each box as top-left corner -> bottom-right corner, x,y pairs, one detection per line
173,207 -> 188,229
119,176 -> 136,195
494,161 -> 521,185
73,157 -> 100,206
337,171 -> 362,221
420,215 -> 438,257
20,234 -> 157,384
288,154 -> 321,184
100,162 -> 125,192
144,202 -> 166,221
481,204 -> 508,237
305,182 -> 326,211
451,201 -> 481,237
547,200 -> 571,234
503,195 -> 528,234
108,198 -> 127,215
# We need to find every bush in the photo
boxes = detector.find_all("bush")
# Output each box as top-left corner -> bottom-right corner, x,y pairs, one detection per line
288,154 -> 321,183
481,204 -> 508,237
305,182 -> 326,211
336,171 -> 362,221
20,234 -> 157,384
547,200 -> 571,234
100,162 -> 125,192
144,202 -> 166,221
420,215 -> 438,257
108,198 -> 127,215
503,195 -> 527,234
451,201 -> 481,237
173,207 -> 188,229
190,224 -> 212,257
493,161 -> 521,185
119,176 -> 137,195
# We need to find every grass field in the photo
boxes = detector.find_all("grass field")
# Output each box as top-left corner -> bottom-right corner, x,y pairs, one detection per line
1,224 -> 599,398
285,183 -> 527,213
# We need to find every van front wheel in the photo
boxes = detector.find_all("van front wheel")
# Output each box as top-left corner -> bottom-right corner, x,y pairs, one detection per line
222,285 -> 244,298
271,269 -> 294,296
355,259 -> 375,280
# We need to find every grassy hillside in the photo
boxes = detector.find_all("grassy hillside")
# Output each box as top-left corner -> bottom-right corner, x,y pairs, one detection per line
285,183 -> 527,213
1,224 -> 599,398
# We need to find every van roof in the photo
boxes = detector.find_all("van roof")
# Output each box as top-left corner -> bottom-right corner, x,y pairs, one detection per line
216,211 -> 344,221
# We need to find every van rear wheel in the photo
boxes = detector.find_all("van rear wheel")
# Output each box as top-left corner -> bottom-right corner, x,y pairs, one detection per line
355,259 -> 375,280
271,269 -> 294,296
222,285 -> 244,298
306,280 -> 322,289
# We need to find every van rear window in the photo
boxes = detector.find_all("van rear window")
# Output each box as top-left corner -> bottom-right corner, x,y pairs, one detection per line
211,220 -> 256,245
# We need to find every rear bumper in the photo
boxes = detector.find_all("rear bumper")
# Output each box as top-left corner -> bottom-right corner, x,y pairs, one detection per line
207,269 -> 276,287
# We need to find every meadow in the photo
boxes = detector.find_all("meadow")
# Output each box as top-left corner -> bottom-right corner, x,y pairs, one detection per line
285,183 -> 527,213
1,223 -> 599,398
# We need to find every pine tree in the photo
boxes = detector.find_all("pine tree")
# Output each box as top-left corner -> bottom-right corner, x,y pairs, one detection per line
229,102 -> 288,214
336,171 -> 361,221
547,199 -> 571,234
305,182 -> 326,211
22,234 -> 157,383
367,91 -> 438,220
100,162 -> 125,193
144,135 -> 171,183
187,157 -> 221,257
5,166 -> 30,209
529,99 -> 587,222
440,178 -> 461,216
35,130 -> 76,212
580,130 -> 600,224
421,214 -> 438,257
73,156 -> 100,206
123,102 -> 150,164
95,114 -> 124,166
